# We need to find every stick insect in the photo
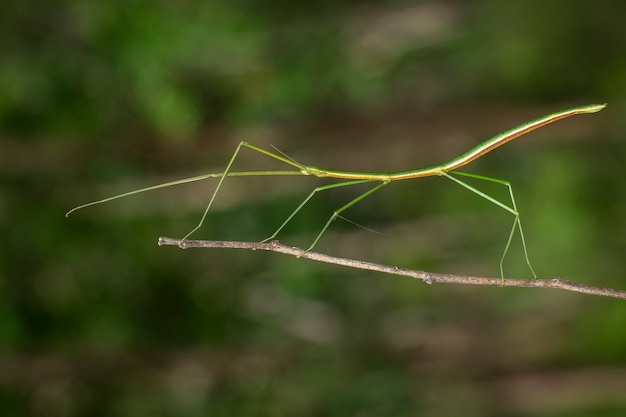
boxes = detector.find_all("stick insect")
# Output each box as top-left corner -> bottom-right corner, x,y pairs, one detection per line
67,103 -> 606,278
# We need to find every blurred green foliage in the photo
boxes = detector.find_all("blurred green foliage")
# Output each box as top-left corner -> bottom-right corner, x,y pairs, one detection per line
3,0 -> 626,416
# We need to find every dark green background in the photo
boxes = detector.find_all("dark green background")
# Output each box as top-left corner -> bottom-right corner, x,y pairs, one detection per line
3,1 -> 626,415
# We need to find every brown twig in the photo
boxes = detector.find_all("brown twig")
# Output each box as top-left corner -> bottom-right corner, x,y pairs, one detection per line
158,237 -> 626,300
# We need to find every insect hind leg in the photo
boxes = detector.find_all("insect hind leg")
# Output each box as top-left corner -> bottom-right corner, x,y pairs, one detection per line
442,171 -> 537,280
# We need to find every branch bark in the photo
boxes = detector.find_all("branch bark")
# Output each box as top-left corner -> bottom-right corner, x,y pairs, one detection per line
158,237 -> 626,300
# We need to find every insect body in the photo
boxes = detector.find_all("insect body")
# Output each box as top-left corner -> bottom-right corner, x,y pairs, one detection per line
67,104 -> 606,278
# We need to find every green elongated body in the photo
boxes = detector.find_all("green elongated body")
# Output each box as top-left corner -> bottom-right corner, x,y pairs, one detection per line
67,103 -> 606,278
292,103 -> 606,181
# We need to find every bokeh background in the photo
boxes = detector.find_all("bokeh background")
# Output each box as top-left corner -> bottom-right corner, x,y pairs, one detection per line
3,1 -> 626,415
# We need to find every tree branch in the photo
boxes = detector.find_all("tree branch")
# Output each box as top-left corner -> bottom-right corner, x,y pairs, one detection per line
158,237 -> 626,300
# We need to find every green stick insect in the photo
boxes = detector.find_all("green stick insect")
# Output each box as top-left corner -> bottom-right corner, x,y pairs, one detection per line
67,103 -> 606,278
